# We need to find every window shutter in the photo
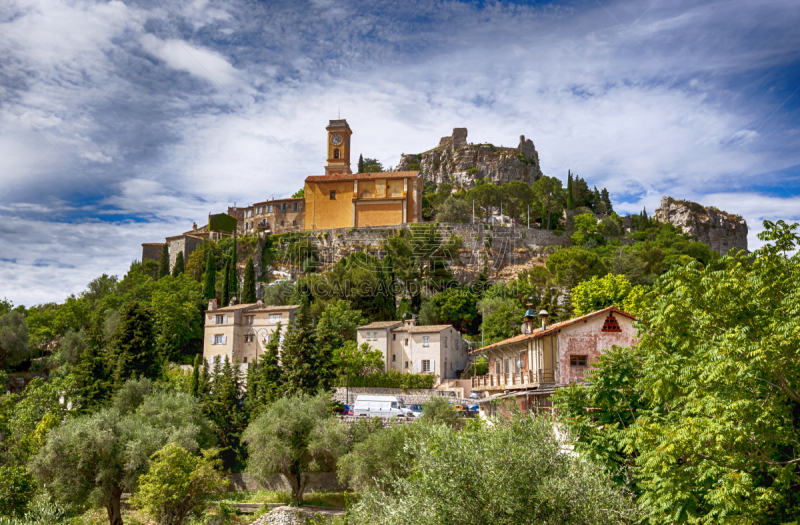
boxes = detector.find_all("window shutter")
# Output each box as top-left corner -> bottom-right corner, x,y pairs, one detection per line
431,360 -> 435,374
222,315 -> 228,324
210,336 -> 215,345
222,335 -> 227,344
211,316 -> 216,325
417,360 -> 421,373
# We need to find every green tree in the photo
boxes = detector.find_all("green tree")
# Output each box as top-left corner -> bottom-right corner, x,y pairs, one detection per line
30,380 -> 214,525
189,354 -> 201,397
159,244 -> 170,279
242,258 -> 256,304
73,311 -> 113,411
0,464 -> 34,517
281,303 -> 330,395
0,312 -> 28,369
244,323 -> 283,418
627,220 -> 800,524
204,356 -> 247,470
357,154 -> 365,174
361,157 -> 383,173
220,259 -> 230,307
150,275 -> 204,363
545,247 -> 604,288
532,176 -> 563,229
315,299 -> 367,352
202,248 -> 217,300
419,287 -> 478,333
333,341 -> 384,386
171,252 -> 185,277
566,170 -> 574,210
467,184 -> 501,221
347,414 -> 640,525
291,188 -> 304,198
500,180 -> 534,223
243,393 -> 348,502
436,196 -> 471,223
419,396 -> 462,430
477,296 -> 524,345
570,273 -> 642,316
109,301 -> 159,385
130,443 -> 227,525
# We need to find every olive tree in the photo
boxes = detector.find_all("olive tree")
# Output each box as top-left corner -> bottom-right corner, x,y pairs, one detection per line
30,379 -> 214,525
348,415 -> 640,525
243,393 -> 348,502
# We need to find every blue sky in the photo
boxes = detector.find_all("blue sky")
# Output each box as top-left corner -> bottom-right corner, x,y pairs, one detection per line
1,0 -> 799,306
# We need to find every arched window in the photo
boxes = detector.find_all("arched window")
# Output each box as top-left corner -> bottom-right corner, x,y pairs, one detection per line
334,149 -> 340,159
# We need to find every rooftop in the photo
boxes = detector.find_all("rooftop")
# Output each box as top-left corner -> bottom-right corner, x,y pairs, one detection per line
392,324 -> 454,333
358,321 -> 404,329
305,171 -> 419,182
250,197 -> 304,206
471,306 -> 635,354
206,303 -> 301,313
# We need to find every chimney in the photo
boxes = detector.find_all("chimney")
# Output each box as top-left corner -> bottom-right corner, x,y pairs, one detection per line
523,297 -> 536,333
208,298 -> 218,311
539,310 -> 549,331
229,296 -> 237,307
257,299 -> 264,307
193,222 -> 197,231
404,315 -> 417,328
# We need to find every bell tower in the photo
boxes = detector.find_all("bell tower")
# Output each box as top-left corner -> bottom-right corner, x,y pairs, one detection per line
325,119 -> 352,175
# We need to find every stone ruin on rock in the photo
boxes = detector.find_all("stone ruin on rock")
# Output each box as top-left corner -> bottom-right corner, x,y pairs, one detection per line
653,196 -> 748,255
395,127 -> 544,188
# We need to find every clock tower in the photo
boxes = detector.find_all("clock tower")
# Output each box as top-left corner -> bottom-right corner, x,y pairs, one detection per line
324,119 -> 353,175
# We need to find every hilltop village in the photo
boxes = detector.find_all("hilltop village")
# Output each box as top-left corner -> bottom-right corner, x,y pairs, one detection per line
7,117 -> 794,525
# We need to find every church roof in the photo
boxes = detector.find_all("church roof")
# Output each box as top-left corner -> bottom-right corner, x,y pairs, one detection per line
305,171 -> 420,182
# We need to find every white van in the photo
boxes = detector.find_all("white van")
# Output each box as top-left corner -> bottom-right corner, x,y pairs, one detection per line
353,395 -> 414,418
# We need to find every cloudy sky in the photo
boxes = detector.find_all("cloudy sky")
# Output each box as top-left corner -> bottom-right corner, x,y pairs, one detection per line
1,0 -> 799,306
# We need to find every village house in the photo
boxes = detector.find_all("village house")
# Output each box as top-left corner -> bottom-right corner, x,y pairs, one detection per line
239,197 -> 305,234
202,299 -> 300,366
470,305 -> 637,415
356,318 -> 469,382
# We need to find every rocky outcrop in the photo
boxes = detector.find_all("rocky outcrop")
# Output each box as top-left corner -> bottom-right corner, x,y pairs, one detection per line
653,196 -> 748,255
396,128 -> 543,187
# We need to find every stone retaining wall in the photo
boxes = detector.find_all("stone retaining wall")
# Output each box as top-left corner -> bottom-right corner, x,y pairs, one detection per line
228,473 -> 345,493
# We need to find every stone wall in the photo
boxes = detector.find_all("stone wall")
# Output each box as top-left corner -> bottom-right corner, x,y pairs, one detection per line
653,196 -> 748,255
141,243 -> 163,262
228,473 -> 345,493
396,128 -> 544,187
167,235 -> 204,272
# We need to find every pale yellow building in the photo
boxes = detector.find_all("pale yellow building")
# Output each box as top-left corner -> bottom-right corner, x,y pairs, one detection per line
304,119 -> 423,231
203,299 -> 300,365
356,319 -> 469,382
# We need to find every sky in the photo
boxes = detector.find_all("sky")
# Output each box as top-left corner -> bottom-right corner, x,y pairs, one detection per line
1,0 -> 799,306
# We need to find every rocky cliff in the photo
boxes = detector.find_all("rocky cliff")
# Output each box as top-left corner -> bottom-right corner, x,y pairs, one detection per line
653,196 -> 748,255
395,128 -> 543,187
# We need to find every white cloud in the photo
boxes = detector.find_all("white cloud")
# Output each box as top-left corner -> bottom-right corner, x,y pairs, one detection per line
80,151 -> 113,163
140,34 -> 240,86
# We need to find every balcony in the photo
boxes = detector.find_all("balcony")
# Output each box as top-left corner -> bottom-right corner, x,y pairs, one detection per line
471,369 -> 557,390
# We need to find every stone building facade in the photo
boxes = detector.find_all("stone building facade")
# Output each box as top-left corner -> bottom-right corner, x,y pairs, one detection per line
356,318 -> 470,382
471,306 -> 637,413
203,299 -> 300,366
166,234 -> 205,272
240,198 -> 305,234
141,243 -> 164,262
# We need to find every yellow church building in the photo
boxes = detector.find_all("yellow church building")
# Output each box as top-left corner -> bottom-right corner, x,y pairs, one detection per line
304,119 -> 423,231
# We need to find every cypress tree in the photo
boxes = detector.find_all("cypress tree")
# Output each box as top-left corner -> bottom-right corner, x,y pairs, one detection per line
244,323 -> 283,418
190,353 -> 202,396
242,258 -> 256,303
221,259 -> 230,307
358,154 -> 365,174
172,251 -> 185,277
566,170 -> 574,210
109,301 -> 158,385
206,355 -> 247,469
159,244 -> 170,279
281,303 -> 324,396
73,310 -> 112,411
601,188 -> 613,212
230,237 -> 238,300
203,250 -> 216,301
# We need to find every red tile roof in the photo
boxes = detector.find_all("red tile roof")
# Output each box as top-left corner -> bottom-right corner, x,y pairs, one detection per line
470,306 -> 635,354
305,171 -> 420,182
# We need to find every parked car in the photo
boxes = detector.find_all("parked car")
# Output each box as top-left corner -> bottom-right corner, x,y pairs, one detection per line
353,395 -> 414,418
469,391 -> 480,400
343,404 -> 353,416
409,404 -> 424,417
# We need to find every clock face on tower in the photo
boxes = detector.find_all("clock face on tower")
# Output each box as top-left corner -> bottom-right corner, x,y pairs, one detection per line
330,134 -> 343,146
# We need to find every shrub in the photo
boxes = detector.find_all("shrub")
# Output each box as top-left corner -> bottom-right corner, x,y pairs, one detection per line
131,443 -> 228,525
344,371 -> 437,389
